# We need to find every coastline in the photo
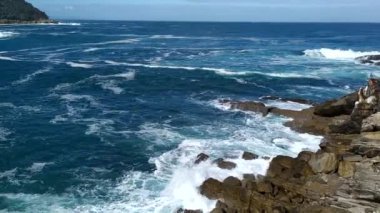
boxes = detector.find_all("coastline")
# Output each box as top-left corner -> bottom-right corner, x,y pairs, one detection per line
0,19 -> 57,25
194,92 -> 380,213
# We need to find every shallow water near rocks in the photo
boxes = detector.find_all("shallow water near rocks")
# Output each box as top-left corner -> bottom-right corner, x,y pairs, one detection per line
0,21 -> 380,212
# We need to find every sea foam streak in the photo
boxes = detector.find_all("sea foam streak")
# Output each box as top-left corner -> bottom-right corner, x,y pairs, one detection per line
66,62 -> 93,69
12,67 -> 51,85
105,60 -> 250,76
0,54 -> 17,61
0,31 -> 19,39
303,48 -> 380,60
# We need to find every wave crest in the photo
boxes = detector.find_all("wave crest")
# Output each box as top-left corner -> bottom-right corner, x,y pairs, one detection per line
303,48 -> 380,60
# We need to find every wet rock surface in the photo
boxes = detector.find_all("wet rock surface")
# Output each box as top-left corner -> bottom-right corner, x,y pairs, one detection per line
195,91 -> 380,213
356,55 -> 380,66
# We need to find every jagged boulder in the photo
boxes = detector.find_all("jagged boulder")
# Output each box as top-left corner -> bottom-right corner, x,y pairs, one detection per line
308,152 -> 338,174
214,159 -> 237,170
361,112 -> 380,132
328,116 -> 361,134
199,178 -> 223,200
314,92 -> 357,117
351,102 -> 377,122
356,55 -> 380,66
242,151 -> 258,160
194,153 -> 209,164
223,176 -> 242,187
229,101 -> 270,116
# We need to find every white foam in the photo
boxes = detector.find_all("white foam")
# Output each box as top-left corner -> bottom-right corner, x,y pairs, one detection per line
12,67 -> 51,85
150,35 -> 188,39
26,162 -> 53,173
0,31 -> 18,39
66,62 -> 93,69
255,72 -> 320,79
60,94 -> 98,106
0,127 -> 11,141
264,100 -> 311,111
94,71 -> 135,94
57,22 -> 81,26
0,102 -> 40,112
105,61 -> 249,76
0,168 -> 17,179
83,47 -> 102,52
303,48 -> 380,60
0,55 -> 17,61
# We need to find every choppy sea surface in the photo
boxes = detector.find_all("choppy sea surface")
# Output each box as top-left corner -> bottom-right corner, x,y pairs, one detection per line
0,21 -> 380,212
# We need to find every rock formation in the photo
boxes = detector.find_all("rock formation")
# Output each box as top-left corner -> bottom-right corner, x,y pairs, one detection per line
0,0 -> 54,24
356,55 -> 380,66
191,78 -> 380,213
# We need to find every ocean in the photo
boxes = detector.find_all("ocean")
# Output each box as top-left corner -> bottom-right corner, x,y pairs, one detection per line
0,21 -> 380,213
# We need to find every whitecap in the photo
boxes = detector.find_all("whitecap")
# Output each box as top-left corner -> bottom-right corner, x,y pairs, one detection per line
253,71 -> 321,79
0,168 -> 17,179
264,100 -> 312,111
0,102 -> 40,112
26,162 -> 54,173
57,22 -> 81,26
303,48 -> 380,61
66,62 -> 93,69
83,47 -> 102,52
0,31 -> 19,39
0,55 -> 17,61
0,127 -> 11,141
60,94 -> 98,106
104,61 -> 250,76
12,67 -> 51,85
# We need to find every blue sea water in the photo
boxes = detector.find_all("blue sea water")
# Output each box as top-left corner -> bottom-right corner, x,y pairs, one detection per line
0,21 -> 380,212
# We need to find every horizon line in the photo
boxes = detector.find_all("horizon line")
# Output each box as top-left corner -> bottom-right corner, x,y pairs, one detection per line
55,18 -> 380,24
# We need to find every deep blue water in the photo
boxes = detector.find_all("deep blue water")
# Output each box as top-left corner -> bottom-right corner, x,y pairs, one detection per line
0,21 -> 380,212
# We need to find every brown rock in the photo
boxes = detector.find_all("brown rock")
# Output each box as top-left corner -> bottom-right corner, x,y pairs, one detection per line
338,161 -> 355,178
223,176 -> 241,187
195,153 -> 209,164
308,152 -> 338,174
256,181 -> 272,193
242,174 -> 257,190
229,101 -> 270,116
342,154 -> 363,162
177,209 -> 202,213
351,102 -> 377,122
314,92 -> 357,117
361,112 -> 380,132
364,149 -> 380,158
297,151 -> 314,162
242,151 -> 258,160
328,117 -> 361,134
215,159 -> 237,170
199,178 -> 223,200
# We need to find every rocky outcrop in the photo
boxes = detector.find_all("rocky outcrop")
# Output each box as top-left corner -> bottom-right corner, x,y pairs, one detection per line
313,92 -> 357,117
362,112 -> 380,132
0,0 -> 54,24
199,134 -> 380,212
356,55 -> 380,66
195,86 -> 380,213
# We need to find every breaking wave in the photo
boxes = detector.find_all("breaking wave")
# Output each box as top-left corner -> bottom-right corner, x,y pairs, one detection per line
0,31 -> 19,39
66,62 -> 93,69
303,48 -> 380,60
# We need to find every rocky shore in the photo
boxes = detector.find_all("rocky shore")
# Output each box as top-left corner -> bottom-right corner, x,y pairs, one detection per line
188,81 -> 380,212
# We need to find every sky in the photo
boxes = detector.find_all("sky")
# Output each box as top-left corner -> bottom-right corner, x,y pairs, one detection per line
29,0 -> 380,22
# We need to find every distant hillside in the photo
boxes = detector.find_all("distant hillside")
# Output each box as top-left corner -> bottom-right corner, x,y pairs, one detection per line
0,0 -> 54,24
